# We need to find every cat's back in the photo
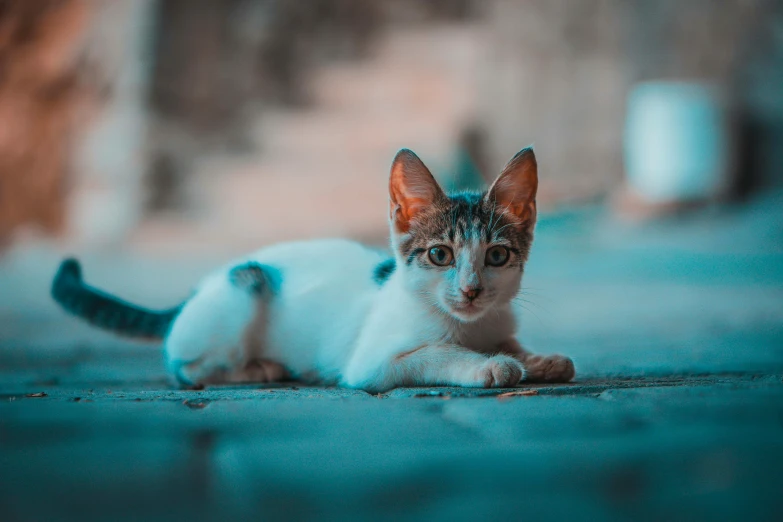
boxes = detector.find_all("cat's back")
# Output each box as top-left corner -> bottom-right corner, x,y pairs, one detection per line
251,238 -> 384,280
201,238 -> 384,285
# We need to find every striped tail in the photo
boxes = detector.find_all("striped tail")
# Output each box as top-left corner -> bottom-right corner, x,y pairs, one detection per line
51,258 -> 183,341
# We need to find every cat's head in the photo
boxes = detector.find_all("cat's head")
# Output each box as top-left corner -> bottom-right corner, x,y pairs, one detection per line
388,147 -> 537,323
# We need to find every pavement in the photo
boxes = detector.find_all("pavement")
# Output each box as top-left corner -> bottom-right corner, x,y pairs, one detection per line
2,191 -> 783,521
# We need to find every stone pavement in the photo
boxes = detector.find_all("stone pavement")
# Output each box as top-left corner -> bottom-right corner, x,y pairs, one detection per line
2,192 -> 783,521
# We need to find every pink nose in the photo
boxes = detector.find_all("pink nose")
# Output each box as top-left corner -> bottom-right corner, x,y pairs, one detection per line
462,287 -> 482,301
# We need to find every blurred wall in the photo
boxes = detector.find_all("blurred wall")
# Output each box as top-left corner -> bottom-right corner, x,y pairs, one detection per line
146,0 -> 382,214
1,0 -> 782,248
477,0 -> 627,204
475,0 -> 782,205
0,0 -> 155,246
0,0 -> 90,244
70,0 -> 156,244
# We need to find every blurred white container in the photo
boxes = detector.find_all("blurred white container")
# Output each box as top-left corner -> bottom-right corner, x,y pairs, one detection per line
624,82 -> 729,203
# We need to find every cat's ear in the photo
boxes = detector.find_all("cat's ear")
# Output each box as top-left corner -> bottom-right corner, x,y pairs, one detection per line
486,147 -> 538,225
389,149 -> 444,232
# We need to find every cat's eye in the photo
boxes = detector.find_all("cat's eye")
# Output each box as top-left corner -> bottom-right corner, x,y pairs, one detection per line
485,246 -> 510,267
428,246 -> 454,266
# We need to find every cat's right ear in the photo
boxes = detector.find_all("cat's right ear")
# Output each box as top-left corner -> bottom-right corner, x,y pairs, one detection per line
389,149 -> 444,232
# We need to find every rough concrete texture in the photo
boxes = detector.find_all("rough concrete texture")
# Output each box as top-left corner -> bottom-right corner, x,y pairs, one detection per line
2,192 -> 783,521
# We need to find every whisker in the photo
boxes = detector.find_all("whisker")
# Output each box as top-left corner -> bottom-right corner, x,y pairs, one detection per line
515,303 -> 545,325
512,296 -> 550,315
519,288 -> 555,304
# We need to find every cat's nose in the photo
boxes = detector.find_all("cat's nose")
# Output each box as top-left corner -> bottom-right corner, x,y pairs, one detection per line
461,287 -> 483,301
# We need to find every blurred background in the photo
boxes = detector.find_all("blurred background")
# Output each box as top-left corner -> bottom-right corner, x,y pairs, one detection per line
0,0 -> 782,375
1,0 -> 782,248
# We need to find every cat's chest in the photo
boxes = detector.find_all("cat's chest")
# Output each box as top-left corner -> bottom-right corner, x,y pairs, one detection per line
444,313 -> 515,352
381,299 -> 514,351
368,276 -> 516,352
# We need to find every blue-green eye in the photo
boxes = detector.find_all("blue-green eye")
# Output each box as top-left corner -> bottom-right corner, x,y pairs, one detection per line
428,246 -> 454,266
485,246 -> 509,267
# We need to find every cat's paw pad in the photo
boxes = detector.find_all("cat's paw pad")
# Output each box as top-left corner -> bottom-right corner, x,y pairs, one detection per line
476,355 -> 525,388
524,354 -> 575,383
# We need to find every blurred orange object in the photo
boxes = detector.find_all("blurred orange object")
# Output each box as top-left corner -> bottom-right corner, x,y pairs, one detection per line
0,0 -> 90,245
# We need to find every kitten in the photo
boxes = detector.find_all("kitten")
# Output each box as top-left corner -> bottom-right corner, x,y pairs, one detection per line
52,147 -> 575,392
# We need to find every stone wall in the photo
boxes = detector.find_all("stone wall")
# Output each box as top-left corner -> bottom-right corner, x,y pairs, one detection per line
0,0 -> 156,247
0,0 -> 90,244
475,0 -> 779,204
68,0 -> 156,244
476,0 -> 627,204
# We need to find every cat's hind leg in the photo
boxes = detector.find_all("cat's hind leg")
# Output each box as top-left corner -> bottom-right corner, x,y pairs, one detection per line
174,358 -> 288,386
165,262 -> 287,386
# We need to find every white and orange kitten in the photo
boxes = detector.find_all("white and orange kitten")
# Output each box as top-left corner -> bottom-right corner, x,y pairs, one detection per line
52,148 -> 575,392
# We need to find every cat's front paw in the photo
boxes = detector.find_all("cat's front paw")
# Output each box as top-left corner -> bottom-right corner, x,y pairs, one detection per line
475,355 -> 525,388
523,354 -> 575,383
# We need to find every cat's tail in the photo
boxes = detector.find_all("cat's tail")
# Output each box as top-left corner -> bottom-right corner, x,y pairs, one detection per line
51,258 -> 183,341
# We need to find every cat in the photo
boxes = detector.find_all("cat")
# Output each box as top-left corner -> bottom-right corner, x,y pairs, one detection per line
51,147 -> 575,392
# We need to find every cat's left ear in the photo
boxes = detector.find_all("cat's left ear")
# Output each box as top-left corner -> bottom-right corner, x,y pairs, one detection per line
485,147 -> 538,226
389,149 -> 445,232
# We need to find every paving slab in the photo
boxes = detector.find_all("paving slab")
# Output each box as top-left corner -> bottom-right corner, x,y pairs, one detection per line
2,377 -> 782,522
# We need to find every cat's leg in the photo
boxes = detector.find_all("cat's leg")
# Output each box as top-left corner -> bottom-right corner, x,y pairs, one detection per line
165,262 -> 288,386
239,358 -> 289,383
343,344 -> 525,393
497,339 -> 575,383
175,358 -> 288,386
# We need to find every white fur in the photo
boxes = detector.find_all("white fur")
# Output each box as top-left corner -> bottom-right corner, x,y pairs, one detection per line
164,238 -> 527,392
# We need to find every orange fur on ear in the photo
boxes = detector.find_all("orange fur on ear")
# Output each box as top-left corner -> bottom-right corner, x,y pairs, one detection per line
389,149 -> 444,232
486,147 -> 538,225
